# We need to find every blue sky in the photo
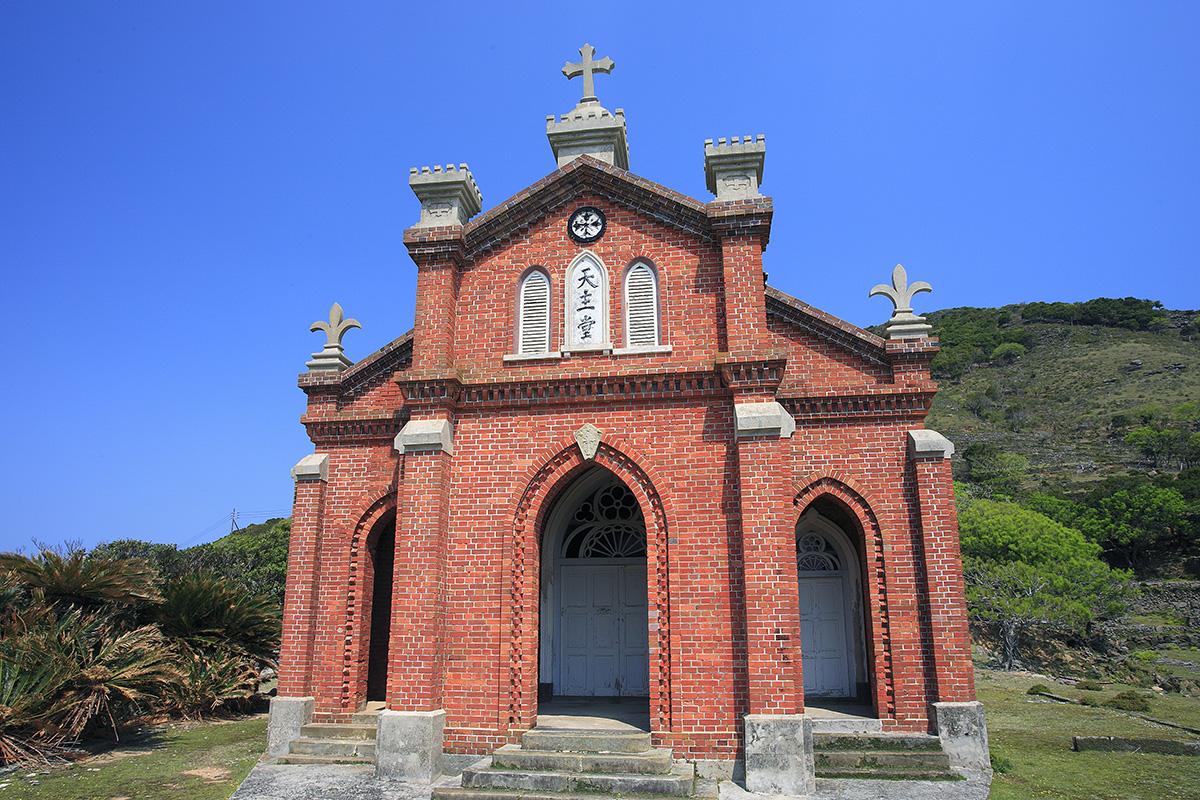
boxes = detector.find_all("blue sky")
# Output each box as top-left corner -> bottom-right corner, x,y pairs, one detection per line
1,2 -> 1197,550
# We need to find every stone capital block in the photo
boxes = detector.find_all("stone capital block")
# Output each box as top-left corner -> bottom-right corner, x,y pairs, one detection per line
705,135 -> 766,200
290,453 -> 329,483
409,164 -> 483,228
908,429 -> 956,460
375,709 -> 446,782
734,401 -> 795,439
395,418 -> 454,455
546,103 -> 630,169
266,696 -> 313,757
933,700 -> 991,773
743,713 -> 815,796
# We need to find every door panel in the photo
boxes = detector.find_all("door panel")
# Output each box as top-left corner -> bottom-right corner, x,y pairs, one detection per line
799,576 -> 850,697
557,562 -> 649,697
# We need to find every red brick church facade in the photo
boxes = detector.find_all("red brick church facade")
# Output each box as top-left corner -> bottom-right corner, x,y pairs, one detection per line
268,51 -> 988,792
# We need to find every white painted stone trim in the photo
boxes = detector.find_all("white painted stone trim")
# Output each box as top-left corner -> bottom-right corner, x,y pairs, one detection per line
933,700 -> 991,773
612,344 -> 673,356
395,419 -> 454,455
290,454 -> 329,483
735,401 -> 796,439
908,429 -> 955,459
503,350 -> 563,362
743,713 -> 815,796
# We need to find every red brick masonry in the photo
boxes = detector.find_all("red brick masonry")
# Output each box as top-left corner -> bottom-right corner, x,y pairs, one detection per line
277,156 -> 974,761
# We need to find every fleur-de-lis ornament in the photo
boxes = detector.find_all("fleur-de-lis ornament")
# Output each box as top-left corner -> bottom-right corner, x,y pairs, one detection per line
869,264 -> 934,340
306,303 -> 361,372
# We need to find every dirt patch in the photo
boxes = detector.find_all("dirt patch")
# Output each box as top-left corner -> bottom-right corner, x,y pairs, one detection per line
182,766 -> 231,783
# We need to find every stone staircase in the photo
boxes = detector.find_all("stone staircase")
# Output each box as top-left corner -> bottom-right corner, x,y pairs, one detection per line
274,702 -> 382,766
812,732 -> 957,782
435,727 -> 696,800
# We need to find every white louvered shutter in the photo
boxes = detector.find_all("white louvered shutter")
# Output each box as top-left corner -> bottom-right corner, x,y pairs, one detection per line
624,264 -> 659,347
518,271 -> 551,354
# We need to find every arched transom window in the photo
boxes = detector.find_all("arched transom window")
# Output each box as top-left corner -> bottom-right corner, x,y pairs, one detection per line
565,252 -> 608,350
517,269 -> 551,354
796,531 -> 843,572
624,261 -> 660,348
560,483 -> 647,559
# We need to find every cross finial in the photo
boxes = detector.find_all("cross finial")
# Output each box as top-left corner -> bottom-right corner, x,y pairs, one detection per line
870,265 -> 934,340
562,43 -> 614,103
306,302 -> 361,372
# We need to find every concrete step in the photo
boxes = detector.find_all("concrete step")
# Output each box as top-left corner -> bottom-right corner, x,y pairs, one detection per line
809,716 -> 884,734
521,727 -> 654,754
273,753 -> 375,766
435,789 -> 687,800
351,701 -> 385,725
299,723 -> 378,741
491,743 -> 673,774
816,768 -> 963,782
462,761 -> 695,796
288,737 -> 377,758
813,732 -> 942,752
814,750 -> 951,771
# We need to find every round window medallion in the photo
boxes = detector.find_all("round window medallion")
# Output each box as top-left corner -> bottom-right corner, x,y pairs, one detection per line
568,206 -> 606,243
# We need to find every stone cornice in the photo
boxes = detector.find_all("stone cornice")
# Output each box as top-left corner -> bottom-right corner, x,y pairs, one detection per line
401,230 -> 467,267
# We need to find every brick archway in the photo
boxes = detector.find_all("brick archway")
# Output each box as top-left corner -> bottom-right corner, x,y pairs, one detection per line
339,485 -> 397,714
793,474 -> 895,720
505,436 -> 673,741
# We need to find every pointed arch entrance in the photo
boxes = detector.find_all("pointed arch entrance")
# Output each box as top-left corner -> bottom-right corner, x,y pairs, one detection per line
795,507 -> 868,699
539,467 -> 649,698
506,435 -> 672,736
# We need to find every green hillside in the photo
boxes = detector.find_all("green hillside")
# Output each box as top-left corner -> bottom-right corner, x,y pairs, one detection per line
923,301 -> 1200,494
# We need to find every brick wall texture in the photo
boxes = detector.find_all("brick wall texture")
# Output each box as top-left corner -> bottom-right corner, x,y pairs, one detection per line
279,157 -> 975,761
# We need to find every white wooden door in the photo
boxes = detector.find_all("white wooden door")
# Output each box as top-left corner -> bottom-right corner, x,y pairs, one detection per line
798,577 -> 850,697
558,563 -> 648,697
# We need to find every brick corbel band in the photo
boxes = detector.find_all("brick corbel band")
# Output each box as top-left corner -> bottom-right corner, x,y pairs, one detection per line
277,453 -> 331,701
906,428 -> 975,706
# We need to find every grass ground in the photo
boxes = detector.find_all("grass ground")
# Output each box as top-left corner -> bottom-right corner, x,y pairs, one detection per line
2,675 -> 1197,800
0,716 -> 265,800
980,668 -> 1200,799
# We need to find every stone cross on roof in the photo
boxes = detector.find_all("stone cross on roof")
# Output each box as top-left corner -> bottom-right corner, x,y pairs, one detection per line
562,43 -> 614,103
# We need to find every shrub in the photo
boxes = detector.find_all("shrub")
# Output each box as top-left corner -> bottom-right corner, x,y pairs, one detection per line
1075,679 -> 1104,691
960,499 -> 1131,669
1131,650 -> 1158,662
1026,683 -> 1051,695
1103,690 -> 1151,713
990,752 -> 1015,774
990,342 -> 1027,364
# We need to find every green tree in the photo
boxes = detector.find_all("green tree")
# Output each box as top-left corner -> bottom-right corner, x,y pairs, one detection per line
990,342 -> 1027,364
961,443 -> 1029,496
1078,485 -> 1190,572
958,498 -> 1130,669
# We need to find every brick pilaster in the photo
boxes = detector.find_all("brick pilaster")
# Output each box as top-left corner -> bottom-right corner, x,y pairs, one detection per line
909,430 -> 975,704
405,234 -> 464,372
386,421 -> 454,711
278,455 -> 328,698
708,199 -> 773,357
733,403 -> 803,715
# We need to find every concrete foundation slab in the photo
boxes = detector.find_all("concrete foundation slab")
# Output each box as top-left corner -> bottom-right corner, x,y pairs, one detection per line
267,697 -> 314,757
931,701 -> 990,773
376,709 -> 446,782
743,714 -> 815,797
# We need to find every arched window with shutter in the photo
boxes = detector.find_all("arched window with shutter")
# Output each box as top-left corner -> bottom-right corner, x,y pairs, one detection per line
623,261 -> 660,348
517,269 -> 551,354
